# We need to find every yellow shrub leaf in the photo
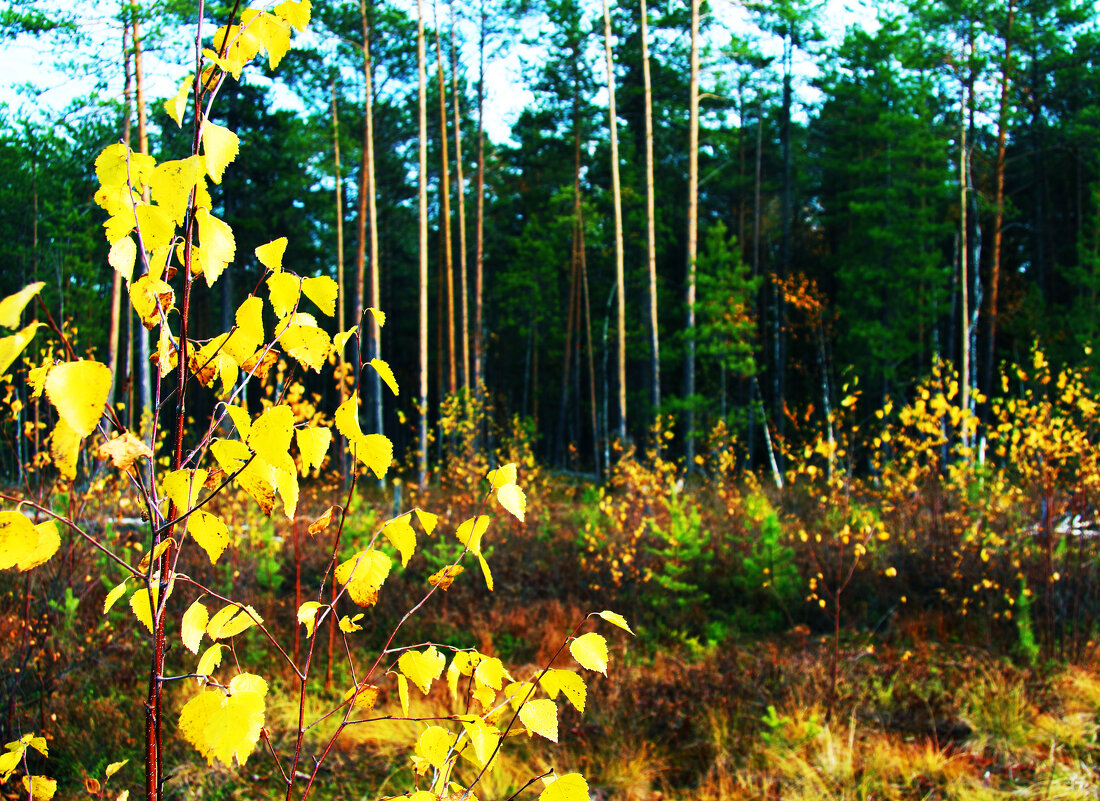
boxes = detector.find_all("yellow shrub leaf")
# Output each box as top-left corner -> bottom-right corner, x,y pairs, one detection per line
255,237 -> 288,273
302,275 -> 338,316
486,464 -> 517,490
308,507 -> 335,536
248,405 -> 295,475
135,203 -> 176,251
207,604 -> 262,640
428,564 -> 463,590
104,760 -> 127,780
281,322 -> 331,372
242,10 -> 292,69
95,143 -> 154,189
196,644 -> 225,678
149,156 -> 203,224
274,0 -> 312,30
334,550 -> 391,606
130,587 -> 158,634
44,360 -> 112,437
519,698 -> 558,742
539,670 -> 586,712
18,521 -> 60,571
103,579 -> 128,614
334,395 -> 393,478
223,296 -> 265,363
414,509 -> 438,536
0,322 -> 42,376
504,680 -> 534,712
397,674 -> 409,717
596,610 -> 634,635
268,272 -> 299,316
195,208 -> 236,286
129,275 -> 174,329
0,282 -> 44,329
460,716 -> 500,767
296,425 -> 331,474
201,121 -> 240,184
339,613 -> 363,633
49,418 -> 81,479
398,646 -> 445,694
367,306 -> 385,327
332,325 -> 357,353
473,656 -> 506,691
569,633 -> 608,675
274,463 -> 300,521
21,775 -> 56,801
164,74 -> 192,126
477,552 -> 494,591
98,432 -> 154,472
415,726 -> 455,772
137,539 -> 172,573
382,514 -> 416,567
0,512 -> 48,571
181,599 -> 209,654
296,601 -> 322,637
455,515 -> 490,556
343,683 -> 379,711
178,685 -> 265,766
496,483 -> 526,522
539,774 -> 588,801
162,469 -> 208,514
107,236 -> 136,282
228,673 -> 268,697
190,511 -> 229,564
370,358 -> 399,396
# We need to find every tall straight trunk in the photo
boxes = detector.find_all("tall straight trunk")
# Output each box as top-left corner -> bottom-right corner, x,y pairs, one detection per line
417,0 -> 430,486
984,0 -> 1014,404
685,0 -> 700,462
434,7 -> 456,397
776,35 -> 792,461
473,0 -> 486,394
331,82 -> 346,377
450,9 -> 470,393
959,64 -> 971,431
580,203 -> 599,479
108,9 -> 131,409
601,0 -> 626,444
359,0 -> 383,438
133,8 -> 152,430
640,0 -> 659,418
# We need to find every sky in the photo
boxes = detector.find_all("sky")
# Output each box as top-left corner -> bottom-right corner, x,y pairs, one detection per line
0,0 -> 874,144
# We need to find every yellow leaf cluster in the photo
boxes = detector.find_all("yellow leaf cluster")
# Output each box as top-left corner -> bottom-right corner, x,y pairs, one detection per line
178,674 -> 267,766
0,513 -> 60,572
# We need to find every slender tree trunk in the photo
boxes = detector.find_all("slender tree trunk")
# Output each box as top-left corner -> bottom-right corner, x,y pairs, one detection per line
685,0 -> 700,461
640,0 -> 659,418
434,6 -> 456,397
417,0 -> 430,486
133,8 -> 152,431
358,0 -> 383,439
108,9 -> 132,409
474,0 -> 486,395
601,0 -> 626,444
450,8 -> 470,393
984,0 -> 1014,405
959,61 -> 970,434
332,81 -> 346,390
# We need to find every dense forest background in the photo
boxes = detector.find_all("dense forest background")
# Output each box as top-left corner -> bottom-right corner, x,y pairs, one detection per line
2,0 -> 1099,476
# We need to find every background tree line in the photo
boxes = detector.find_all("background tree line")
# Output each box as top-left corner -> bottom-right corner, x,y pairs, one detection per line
2,0 -> 1099,479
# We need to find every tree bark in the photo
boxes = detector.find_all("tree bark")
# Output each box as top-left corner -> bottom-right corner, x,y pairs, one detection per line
434,5 -> 456,397
601,0 -> 626,444
417,0 -> 430,486
685,0 -> 700,462
640,0 -> 660,421
450,8 -> 470,393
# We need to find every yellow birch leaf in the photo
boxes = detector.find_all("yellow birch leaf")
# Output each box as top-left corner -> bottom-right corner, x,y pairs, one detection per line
382,514 -> 416,567
301,275 -> 338,316
397,674 -> 409,717
339,613 -> 363,633
222,406 -> 252,440
129,275 -> 174,329
569,632 -> 608,675
229,673 -> 268,698
0,322 -> 42,376
451,651 -> 482,677
416,726 -> 455,772
44,360 -> 112,437
332,325 -> 357,353
149,156 -> 203,225
334,549 -> 391,606
98,432 -> 154,472
367,306 -> 385,327
95,144 -> 156,190
296,425 -> 331,474
108,236 -> 137,282
135,203 -> 176,251
223,297 -> 264,363
21,775 -> 56,801
137,539 -> 172,573
446,660 -> 461,702
255,237 -> 288,273
415,509 -> 438,536
333,394 -> 393,478
248,405 -> 295,474
308,507 -> 335,536
539,774 -> 588,801
519,698 -> 558,742
202,121 -> 240,184
460,717 -> 500,767
268,272 -> 300,316
103,579 -> 128,614
130,587 -> 158,634
477,552 -> 494,591
343,683 -> 379,711
196,208 -> 236,286
162,469 -> 208,513
272,465 -> 299,519
486,464 -> 517,490
104,760 -> 127,780
179,686 -> 266,766
0,749 -> 20,781
455,515 -> 490,556
274,0 -> 312,30
190,511 -> 229,564
207,604 -> 262,639
0,512 -> 43,571
504,680 -> 534,712
297,601 -> 322,637
398,646 -> 445,694
164,74 -> 192,126
496,484 -> 526,522
49,418 -> 81,480
181,599 -> 209,654
596,610 -> 634,635
428,564 -> 463,590
241,10 -> 292,69
17,521 -> 60,571
538,670 -> 586,713
473,656 -> 506,690
281,323 -> 330,372
0,282 -> 44,328
196,644 -> 225,678
370,358 -> 399,396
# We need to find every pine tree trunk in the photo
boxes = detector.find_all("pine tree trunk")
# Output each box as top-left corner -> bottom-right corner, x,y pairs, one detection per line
331,81 -> 346,391
450,10 -> 470,393
685,0 -> 700,462
640,0 -> 660,420
108,11 -> 131,410
601,0 -> 626,444
474,0 -> 486,395
133,8 -> 152,432
363,0 -> 383,438
417,0 -> 430,486
435,8 -> 456,397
